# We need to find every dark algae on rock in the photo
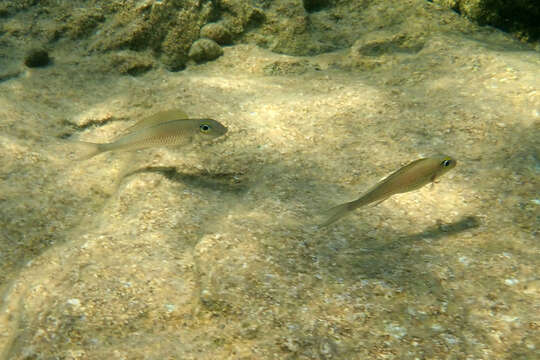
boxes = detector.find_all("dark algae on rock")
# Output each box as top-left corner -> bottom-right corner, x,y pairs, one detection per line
188,38 -> 223,63
0,0 -> 537,78
431,0 -> 540,42
24,48 -> 50,68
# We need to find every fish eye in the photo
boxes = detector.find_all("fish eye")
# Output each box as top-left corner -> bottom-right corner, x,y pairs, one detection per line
200,124 -> 211,132
441,159 -> 452,167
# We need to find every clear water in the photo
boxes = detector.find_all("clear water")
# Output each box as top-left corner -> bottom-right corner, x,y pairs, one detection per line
0,1 -> 539,359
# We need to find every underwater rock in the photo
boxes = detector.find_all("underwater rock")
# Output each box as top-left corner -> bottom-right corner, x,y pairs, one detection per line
88,1 -> 212,71
351,32 -> 425,57
431,0 -> 540,42
65,9 -> 105,40
262,59 -> 320,76
5,0 -> 537,78
160,8 -> 208,71
302,0 -> 333,13
110,51 -> 154,76
340,29 -> 431,71
239,0 -> 357,56
24,48 -> 50,68
188,38 -> 223,63
200,22 -> 232,45
3,0 -> 507,74
0,0 -> 36,17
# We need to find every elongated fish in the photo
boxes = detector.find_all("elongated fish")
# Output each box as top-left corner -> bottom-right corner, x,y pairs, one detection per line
74,109 -> 227,160
321,156 -> 457,227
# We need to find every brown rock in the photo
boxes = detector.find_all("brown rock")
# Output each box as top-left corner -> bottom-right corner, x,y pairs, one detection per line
200,22 -> 232,45
188,38 -> 223,63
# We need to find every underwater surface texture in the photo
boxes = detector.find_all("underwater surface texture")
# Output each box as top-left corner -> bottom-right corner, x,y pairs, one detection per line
0,1 -> 539,359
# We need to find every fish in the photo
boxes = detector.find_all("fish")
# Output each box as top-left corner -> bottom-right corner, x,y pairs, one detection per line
73,109 -> 228,160
320,156 -> 457,227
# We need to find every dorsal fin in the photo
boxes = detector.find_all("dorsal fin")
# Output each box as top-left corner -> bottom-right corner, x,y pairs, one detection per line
123,109 -> 189,134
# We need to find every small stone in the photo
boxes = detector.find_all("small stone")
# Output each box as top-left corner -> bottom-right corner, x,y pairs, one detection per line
188,39 -> 223,63
504,278 -> 519,286
67,298 -> 81,307
200,22 -> 232,45
24,48 -> 50,68
385,322 -> 407,339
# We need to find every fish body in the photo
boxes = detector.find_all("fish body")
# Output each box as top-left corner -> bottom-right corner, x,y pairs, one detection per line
321,156 -> 457,226
75,111 -> 227,160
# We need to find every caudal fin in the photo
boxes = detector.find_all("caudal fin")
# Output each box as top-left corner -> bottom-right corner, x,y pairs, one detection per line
319,201 -> 354,227
69,141 -> 103,160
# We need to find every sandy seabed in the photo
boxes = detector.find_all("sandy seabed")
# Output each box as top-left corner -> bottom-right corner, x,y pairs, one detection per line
0,23 -> 539,360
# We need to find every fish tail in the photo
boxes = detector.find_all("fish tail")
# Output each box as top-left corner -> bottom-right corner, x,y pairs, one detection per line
70,141 -> 105,160
319,201 -> 356,227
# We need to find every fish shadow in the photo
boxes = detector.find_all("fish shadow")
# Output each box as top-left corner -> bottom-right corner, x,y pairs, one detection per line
358,215 -> 482,255
399,215 -> 481,243
123,166 -> 249,194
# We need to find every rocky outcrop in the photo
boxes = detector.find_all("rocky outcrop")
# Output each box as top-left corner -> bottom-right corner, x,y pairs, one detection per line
431,0 -> 540,42
0,0 -> 506,74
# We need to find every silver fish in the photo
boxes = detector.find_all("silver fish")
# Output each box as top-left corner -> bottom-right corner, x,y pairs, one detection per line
74,109 -> 227,160
321,156 -> 457,226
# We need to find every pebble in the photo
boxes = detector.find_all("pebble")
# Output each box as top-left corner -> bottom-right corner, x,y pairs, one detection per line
504,278 -> 519,286
67,298 -> 81,306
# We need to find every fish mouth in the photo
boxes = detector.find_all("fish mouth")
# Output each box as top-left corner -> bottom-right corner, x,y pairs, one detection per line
211,133 -> 228,144
219,125 -> 229,136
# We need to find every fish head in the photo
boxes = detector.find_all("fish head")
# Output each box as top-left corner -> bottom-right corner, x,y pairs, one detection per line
193,118 -> 228,140
431,155 -> 457,180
